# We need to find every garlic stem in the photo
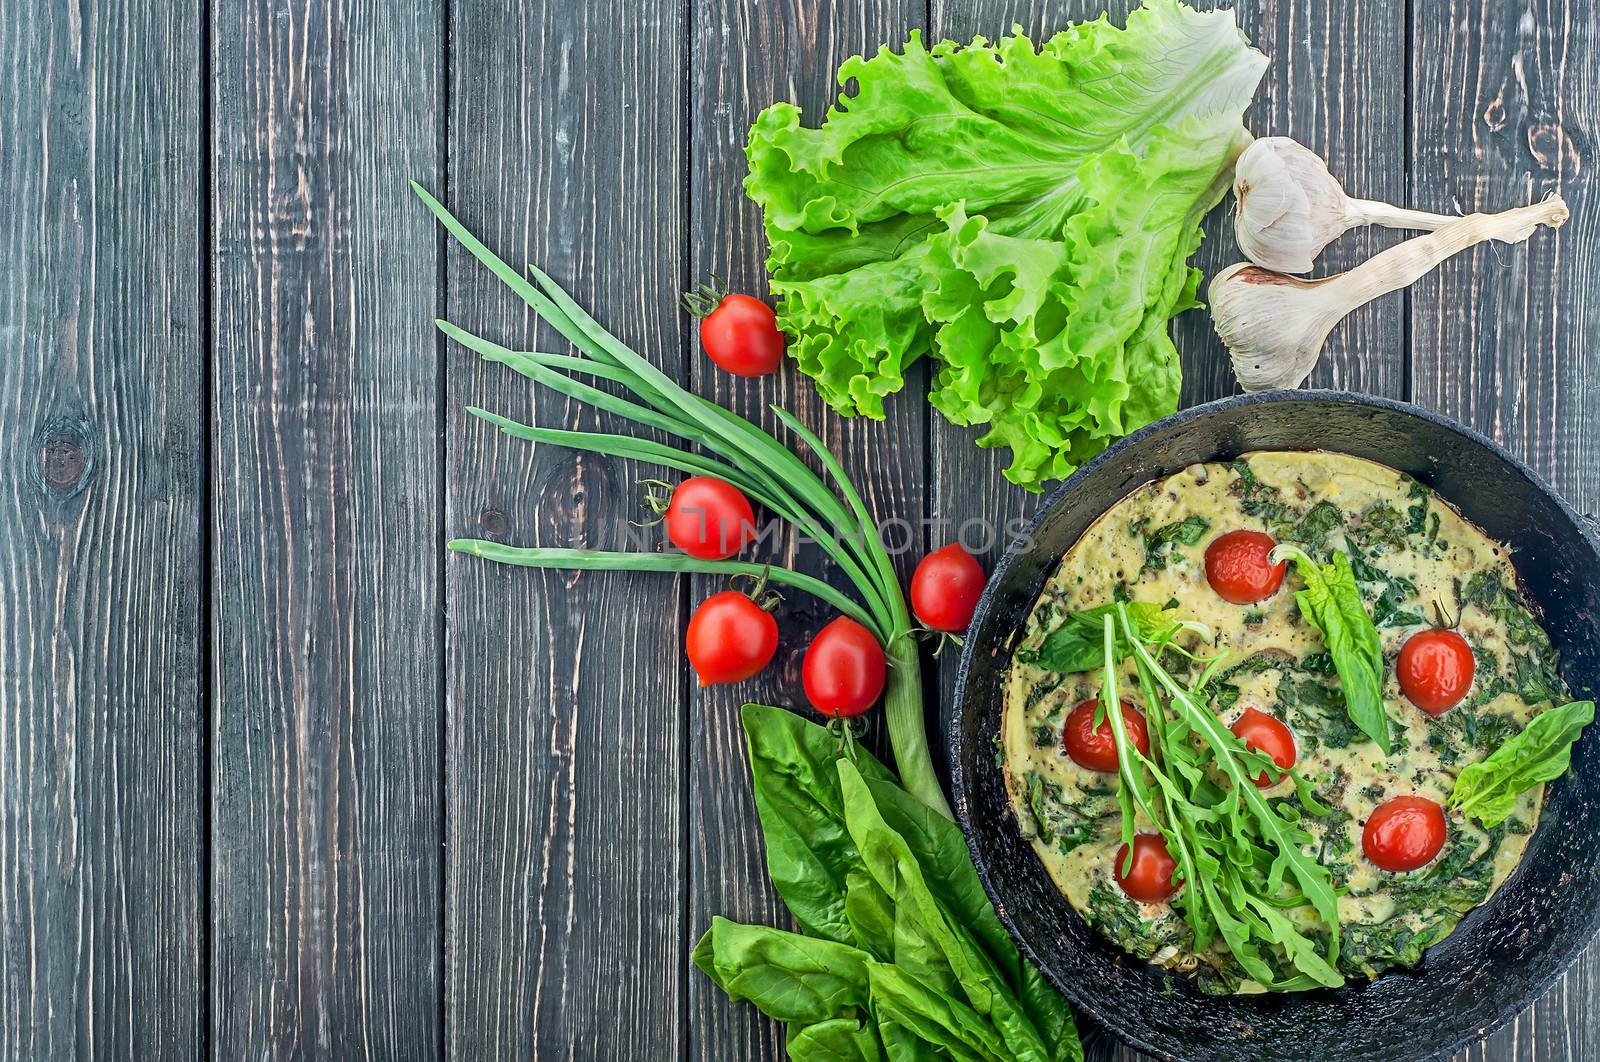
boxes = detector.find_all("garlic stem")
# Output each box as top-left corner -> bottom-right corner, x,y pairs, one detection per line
1343,198 -> 1455,232
1323,196 -> 1569,307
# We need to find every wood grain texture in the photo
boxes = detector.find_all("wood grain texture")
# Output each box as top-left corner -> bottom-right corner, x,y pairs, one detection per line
208,0 -> 444,1056
686,2 -> 926,1058
926,2 -> 1404,1059
443,1 -> 687,1056
0,0 -> 205,1058
1410,1 -> 1599,1058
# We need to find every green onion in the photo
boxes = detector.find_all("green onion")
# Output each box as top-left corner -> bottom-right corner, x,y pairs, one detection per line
417,182 -> 952,820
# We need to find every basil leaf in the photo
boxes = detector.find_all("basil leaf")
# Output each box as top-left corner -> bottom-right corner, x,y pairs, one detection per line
1449,700 -> 1594,827
1278,548 -> 1392,755
692,917 -> 873,1024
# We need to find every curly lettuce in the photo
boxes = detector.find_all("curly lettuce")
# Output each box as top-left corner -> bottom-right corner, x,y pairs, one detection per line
745,1 -> 1267,489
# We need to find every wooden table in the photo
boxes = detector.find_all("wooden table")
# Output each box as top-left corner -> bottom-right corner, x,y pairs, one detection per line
5,0 -> 1595,1058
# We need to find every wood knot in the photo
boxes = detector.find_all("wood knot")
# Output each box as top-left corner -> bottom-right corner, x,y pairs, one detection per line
535,452 -> 613,547
477,508 -> 510,538
35,414 -> 94,497
1527,122 -> 1582,177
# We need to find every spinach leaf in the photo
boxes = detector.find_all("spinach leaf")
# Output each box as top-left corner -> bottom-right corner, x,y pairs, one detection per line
865,963 -> 1010,1062
1460,568 -> 1569,704
839,761 -> 1063,1062
786,1018 -> 886,1062
1371,579 -> 1425,628
692,917 -> 873,1024
1138,515 -> 1210,574
1027,600 -> 1175,673
1024,772 -> 1108,853
1277,548 -> 1392,755
1282,500 -> 1345,554
1350,501 -> 1408,553
742,703 -> 896,943
1228,458 -> 1293,526
1449,700 -> 1594,826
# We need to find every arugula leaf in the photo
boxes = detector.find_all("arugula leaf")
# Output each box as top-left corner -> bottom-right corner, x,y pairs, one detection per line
744,3 -> 1266,489
1098,606 -> 1344,990
1449,700 -> 1594,826
1275,547 -> 1392,755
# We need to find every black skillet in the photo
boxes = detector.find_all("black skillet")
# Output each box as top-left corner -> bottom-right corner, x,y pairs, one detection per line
946,391 -> 1600,1062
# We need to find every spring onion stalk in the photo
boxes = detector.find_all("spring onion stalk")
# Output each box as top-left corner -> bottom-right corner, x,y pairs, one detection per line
417,182 -> 953,820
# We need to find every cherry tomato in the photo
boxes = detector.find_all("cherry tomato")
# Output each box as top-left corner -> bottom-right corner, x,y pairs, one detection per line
685,591 -> 778,686
911,544 -> 986,633
802,616 -> 886,718
1114,833 -> 1180,903
694,292 -> 785,377
1062,698 -> 1150,773
1204,529 -> 1287,605
1362,796 -> 1447,872
1230,707 -> 1297,787
1397,628 -> 1475,715
665,477 -> 755,560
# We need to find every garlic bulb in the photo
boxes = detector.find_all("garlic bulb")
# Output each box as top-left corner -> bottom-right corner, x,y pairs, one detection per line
1213,196 -> 1570,392
1234,137 -> 1458,273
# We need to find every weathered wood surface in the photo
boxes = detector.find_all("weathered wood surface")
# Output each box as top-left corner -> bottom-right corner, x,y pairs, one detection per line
209,0 -> 444,1056
1411,0 -> 1600,1057
1,0 -> 1597,1059
0,0 -> 205,1059
443,1 -> 687,1056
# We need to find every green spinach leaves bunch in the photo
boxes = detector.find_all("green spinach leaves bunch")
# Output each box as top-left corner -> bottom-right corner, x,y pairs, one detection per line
695,705 -> 1081,1061
1093,606 -> 1345,990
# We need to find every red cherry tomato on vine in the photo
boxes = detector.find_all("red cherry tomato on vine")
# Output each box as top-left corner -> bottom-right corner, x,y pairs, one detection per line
1362,796 -> 1447,872
1115,833 -> 1179,903
665,477 -> 755,560
1397,628 -> 1475,715
911,544 -> 986,633
685,591 -> 777,686
1230,707 -> 1297,787
802,616 -> 886,718
1062,698 -> 1149,773
1204,529 -> 1287,605
689,289 -> 785,377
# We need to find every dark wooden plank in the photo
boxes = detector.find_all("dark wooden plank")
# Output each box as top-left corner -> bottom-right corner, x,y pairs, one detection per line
208,0 -> 444,1055
686,1 -> 927,1058
443,2 -> 687,1056
1409,3 -> 1600,1059
0,1 -> 204,1058
926,2 -> 1405,1059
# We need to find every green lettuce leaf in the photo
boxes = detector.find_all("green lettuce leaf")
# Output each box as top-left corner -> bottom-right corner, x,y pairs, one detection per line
745,1 -> 1266,489
1449,700 -> 1594,827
